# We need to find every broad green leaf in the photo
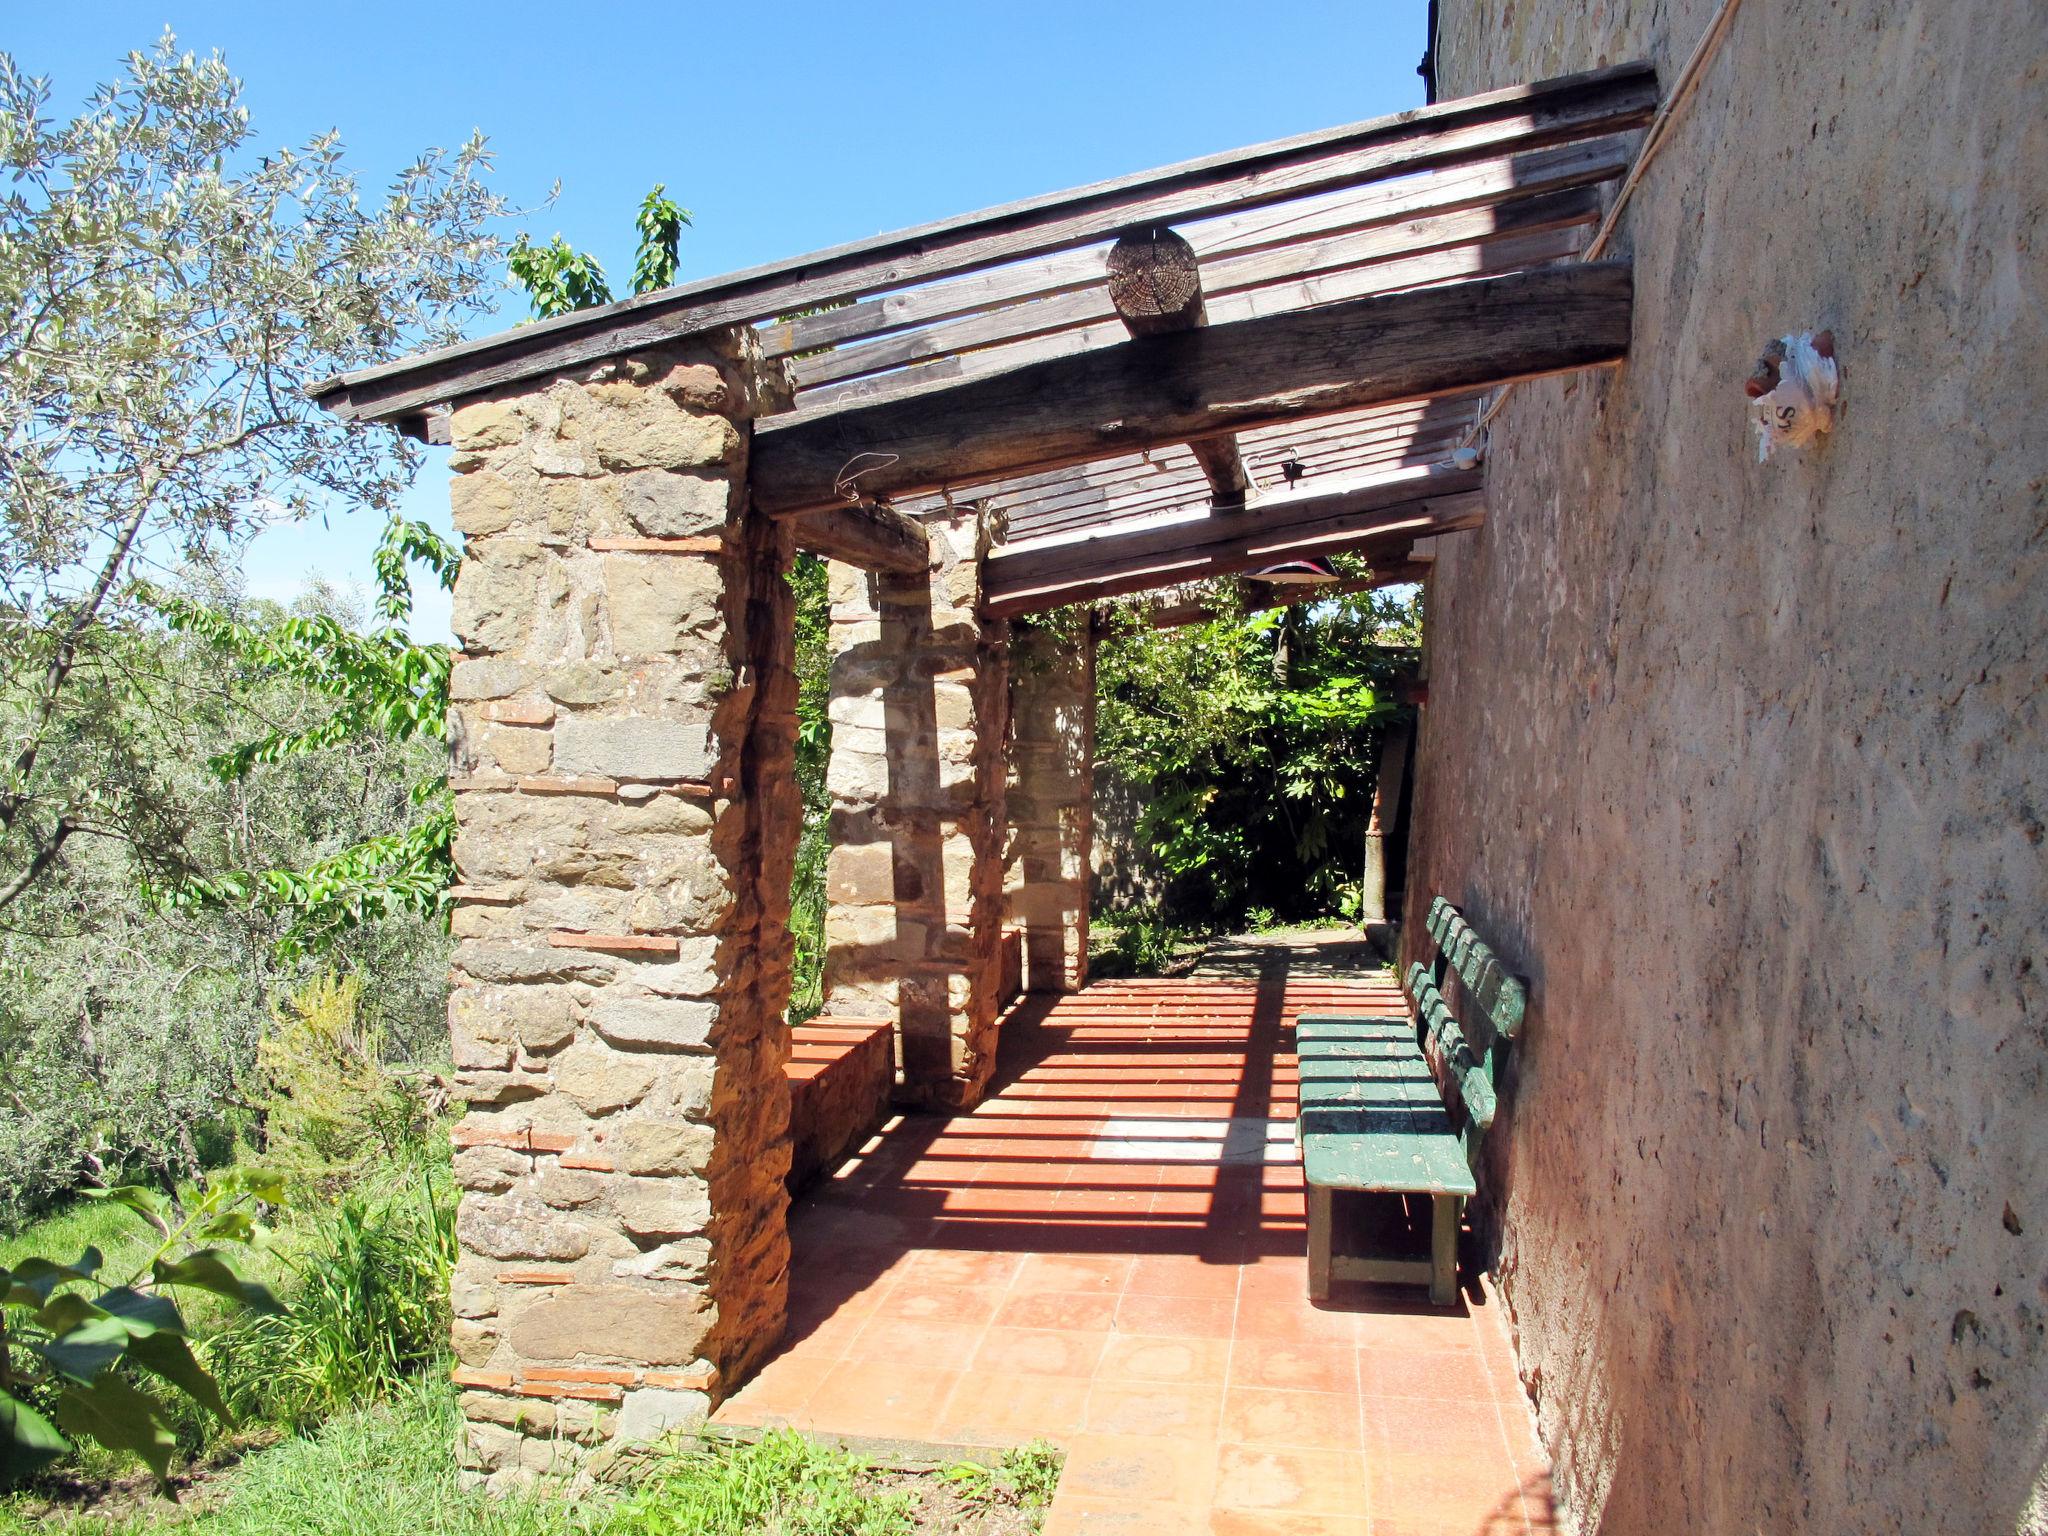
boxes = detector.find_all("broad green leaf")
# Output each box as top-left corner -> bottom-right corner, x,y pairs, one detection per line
152,1251 -> 284,1315
33,1291 -> 110,1336
35,1315 -> 130,1383
6,1248 -> 105,1304
82,1186 -> 167,1225
124,1331 -> 231,1425
0,1390 -> 69,1489
197,1210 -> 255,1244
56,1374 -> 181,1490
94,1287 -> 185,1337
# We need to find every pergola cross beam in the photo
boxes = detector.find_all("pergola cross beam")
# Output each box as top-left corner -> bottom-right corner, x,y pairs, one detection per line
751,262 -> 1630,520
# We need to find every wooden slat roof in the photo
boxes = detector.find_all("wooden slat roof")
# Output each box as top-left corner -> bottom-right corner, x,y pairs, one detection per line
311,61 -> 1654,588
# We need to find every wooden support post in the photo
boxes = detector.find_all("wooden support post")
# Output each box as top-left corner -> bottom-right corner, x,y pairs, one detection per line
1430,1193 -> 1460,1306
1308,1185 -> 1334,1303
1106,227 -> 1251,509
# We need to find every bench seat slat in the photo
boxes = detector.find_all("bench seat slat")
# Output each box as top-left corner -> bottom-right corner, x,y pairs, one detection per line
1294,1011 -> 1477,1198
1300,1127 -> 1477,1196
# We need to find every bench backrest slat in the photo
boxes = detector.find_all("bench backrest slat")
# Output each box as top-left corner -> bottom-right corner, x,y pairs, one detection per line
1424,896 -> 1528,1042
1403,897 -> 1529,1156
1405,962 -> 1497,1130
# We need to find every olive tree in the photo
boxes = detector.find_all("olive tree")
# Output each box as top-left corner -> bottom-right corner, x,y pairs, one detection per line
0,33 -> 508,907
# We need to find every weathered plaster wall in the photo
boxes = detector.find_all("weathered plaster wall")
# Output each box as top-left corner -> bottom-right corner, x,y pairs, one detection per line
1413,6 -> 2047,1531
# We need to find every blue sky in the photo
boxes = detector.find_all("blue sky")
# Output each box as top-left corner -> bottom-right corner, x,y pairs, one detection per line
20,2 -> 1429,637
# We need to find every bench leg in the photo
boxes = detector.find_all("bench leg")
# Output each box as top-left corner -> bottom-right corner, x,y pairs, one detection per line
1429,1194 -> 1460,1306
1307,1185 -> 1333,1302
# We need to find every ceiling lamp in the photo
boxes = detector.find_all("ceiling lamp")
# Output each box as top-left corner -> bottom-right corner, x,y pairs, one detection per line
1249,455 -> 1335,584
1251,556 -> 1337,586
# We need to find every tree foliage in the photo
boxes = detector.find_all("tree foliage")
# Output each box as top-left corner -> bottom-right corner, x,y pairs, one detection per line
0,33 -> 507,912
0,588 -> 454,1224
142,515 -> 459,956
1093,581 -> 1420,922
506,181 -> 691,319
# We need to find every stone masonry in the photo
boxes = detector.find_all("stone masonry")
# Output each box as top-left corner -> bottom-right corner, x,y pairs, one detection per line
1004,620 -> 1095,993
437,331 -> 799,1487
821,511 -> 1011,1110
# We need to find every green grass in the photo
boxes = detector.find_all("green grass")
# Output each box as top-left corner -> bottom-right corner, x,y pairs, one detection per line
0,1378 -> 589,1536
0,1380 -> 1036,1536
0,1196 -> 161,1280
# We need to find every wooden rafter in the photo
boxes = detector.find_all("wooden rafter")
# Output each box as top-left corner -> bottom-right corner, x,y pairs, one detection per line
982,399 -> 1483,542
982,464 -> 1483,617
308,64 -> 1654,430
787,222 -> 1592,420
1105,227 -> 1251,509
751,263 -> 1630,519
912,396 -> 1480,522
1137,566 -> 1433,630
791,182 -> 1606,397
764,135 -> 1630,368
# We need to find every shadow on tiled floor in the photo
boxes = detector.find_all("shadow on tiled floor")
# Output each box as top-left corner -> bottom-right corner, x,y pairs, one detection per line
716,959 -> 1555,1535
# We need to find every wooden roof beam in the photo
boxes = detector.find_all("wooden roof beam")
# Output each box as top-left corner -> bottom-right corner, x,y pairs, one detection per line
767,135 -> 1632,363
751,261 -> 1630,520
981,462 -> 1482,617
787,502 -> 929,574
1105,227 -> 1250,509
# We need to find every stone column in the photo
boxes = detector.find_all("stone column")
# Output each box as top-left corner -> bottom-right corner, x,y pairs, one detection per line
821,509 -> 1010,1110
1004,620 -> 1096,993
436,333 -> 798,1488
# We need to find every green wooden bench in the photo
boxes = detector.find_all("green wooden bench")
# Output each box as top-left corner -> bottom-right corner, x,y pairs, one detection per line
1295,897 -> 1527,1304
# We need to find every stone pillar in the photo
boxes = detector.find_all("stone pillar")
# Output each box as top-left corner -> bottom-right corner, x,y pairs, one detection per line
1004,621 -> 1096,992
821,509 -> 1009,1110
436,333 -> 798,1488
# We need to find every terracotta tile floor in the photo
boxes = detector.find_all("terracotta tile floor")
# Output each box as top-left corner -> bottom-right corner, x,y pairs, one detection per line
716,968 -> 1556,1535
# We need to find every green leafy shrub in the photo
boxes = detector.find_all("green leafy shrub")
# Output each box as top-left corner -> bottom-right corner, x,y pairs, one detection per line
208,1168 -> 454,1430
0,1171 -> 283,1490
1091,906 -> 1207,978
1092,583 -> 1420,926
255,974 -> 433,1193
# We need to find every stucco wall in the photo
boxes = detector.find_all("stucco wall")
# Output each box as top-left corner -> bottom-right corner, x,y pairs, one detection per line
1414,4 -> 2047,1532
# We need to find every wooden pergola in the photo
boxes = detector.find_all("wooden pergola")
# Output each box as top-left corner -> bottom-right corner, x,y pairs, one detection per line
324,64 -> 1664,1481
314,60 -> 1651,617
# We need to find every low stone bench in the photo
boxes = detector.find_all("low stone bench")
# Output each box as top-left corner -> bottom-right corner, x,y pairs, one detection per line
1296,898 -> 1527,1305
785,1018 -> 893,1192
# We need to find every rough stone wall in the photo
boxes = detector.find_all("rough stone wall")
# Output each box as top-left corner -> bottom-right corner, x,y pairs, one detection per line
1415,5 -> 2047,1532
822,512 -> 1011,1109
1005,623 -> 1095,992
436,332 -> 798,1486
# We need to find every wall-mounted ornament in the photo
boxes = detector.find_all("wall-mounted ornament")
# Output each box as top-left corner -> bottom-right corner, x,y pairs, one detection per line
1746,329 -> 1840,462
